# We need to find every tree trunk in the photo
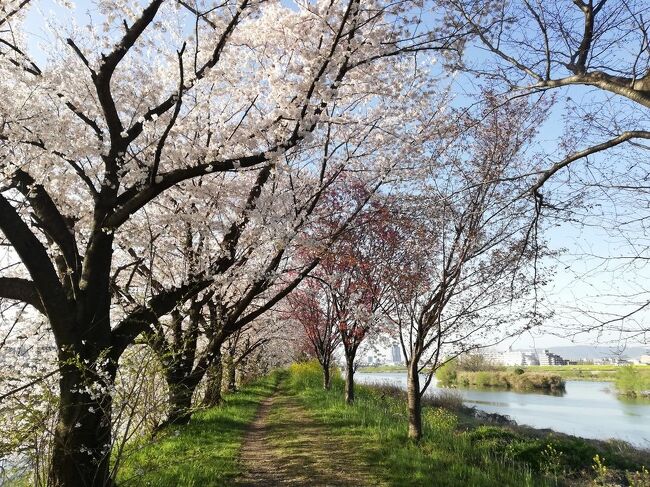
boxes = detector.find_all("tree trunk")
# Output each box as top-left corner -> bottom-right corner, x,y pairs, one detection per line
225,355 -> 237,393
322,362 -> 331,390
48,235 -> 117,486
166,384 -> 195,424
407,360 -> 422,441
49,363 -> 114,487
158,364 -> 198,429
202,358 -> 223,407
345,355 -> 355,404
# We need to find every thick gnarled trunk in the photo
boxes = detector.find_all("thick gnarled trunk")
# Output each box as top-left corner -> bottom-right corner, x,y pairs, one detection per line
165,383 -> 195,426
161,364 -> 202,427
407,360 -> 422,441
49,360 -> 115,487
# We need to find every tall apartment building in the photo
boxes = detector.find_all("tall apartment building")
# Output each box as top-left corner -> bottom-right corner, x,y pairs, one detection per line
391,343 -> 402,364
480,348 -> 540,366
537,349 -> 566,366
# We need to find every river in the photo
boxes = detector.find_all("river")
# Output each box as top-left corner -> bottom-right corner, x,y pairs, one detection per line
356,372 -> 650,448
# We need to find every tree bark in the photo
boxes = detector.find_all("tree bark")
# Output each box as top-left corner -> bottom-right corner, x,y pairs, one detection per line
225,355 -> 237,393
163,380 -> 195,426
344,355 -> 355,404
49,361 -> 115,487
322,362 -> 331,390
407,360 -> 422,441
202,356 -> 223,407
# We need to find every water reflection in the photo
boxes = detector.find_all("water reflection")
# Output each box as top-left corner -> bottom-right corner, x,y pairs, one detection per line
356,372 -> 650,448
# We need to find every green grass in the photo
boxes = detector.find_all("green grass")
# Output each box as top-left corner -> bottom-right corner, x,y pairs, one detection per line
615,366 -> 650,398
288,361 -> 649,487
357,364 -> 407,373
518,365 -> 650,383
116,371 -> 281,486
452,371 -> 565,392
436,360 -> 565,392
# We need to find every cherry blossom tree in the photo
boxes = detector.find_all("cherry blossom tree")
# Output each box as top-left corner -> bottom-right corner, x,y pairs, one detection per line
221,318 -> 281,393
1,1 -> 461,481
287,279 -> 343,390
0,3 -> 463,485
383,94 -> 553,441
312,194 -> 400,403
121,74 -> 439,424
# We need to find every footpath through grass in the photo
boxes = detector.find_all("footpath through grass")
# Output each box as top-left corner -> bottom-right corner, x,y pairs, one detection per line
288,362 -> 650,487
238,380 -> 388,486
115,365 -> 649,486
116,371 -> 280,486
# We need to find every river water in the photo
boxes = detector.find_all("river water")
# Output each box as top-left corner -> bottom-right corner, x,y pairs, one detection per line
356,372 -> 650,448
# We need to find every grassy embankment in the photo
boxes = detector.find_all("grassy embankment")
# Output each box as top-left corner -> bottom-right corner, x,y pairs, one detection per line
289,362 -> 649,487
357,364 -> 407,373
113,364 -> 649,486
115,371 -> 281,486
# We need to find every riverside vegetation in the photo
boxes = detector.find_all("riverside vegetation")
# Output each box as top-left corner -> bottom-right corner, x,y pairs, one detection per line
615,366 -> 650,398
114,362 -> 649,487
362,361 -> 650,398
436,359 -> 566,393
505,365 -> 650,398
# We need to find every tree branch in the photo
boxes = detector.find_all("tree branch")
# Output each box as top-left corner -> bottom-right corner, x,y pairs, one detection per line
0,277 -> 45,313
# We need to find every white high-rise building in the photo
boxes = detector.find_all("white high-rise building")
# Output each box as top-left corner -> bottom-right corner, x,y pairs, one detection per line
391,343 -> 402,364
479,347 -> 539,366
537,349 -> 566,366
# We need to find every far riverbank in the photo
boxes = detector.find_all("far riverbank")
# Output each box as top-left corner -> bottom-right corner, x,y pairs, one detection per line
356,372 -> 650,447
358,364 -> 650,381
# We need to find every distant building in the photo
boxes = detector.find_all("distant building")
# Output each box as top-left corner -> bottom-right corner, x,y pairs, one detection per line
391,343 -> 402,364
478,347 -> 571,366
594,356 -> 631,365
479,347 -> 539,366
640,354 -> 650,365
537,349 -> 566,366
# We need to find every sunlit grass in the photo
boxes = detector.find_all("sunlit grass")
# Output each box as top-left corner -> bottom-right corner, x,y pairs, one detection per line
116,372 -> 281,486
288,361 -> 649,487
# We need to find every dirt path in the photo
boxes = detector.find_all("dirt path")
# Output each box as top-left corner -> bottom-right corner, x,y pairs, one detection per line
237,384 -> 385,486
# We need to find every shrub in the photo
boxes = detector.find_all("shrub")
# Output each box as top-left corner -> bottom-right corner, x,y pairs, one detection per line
627,466 -> 650,487
475,371 -> 492,387
539,443 -> 564,478
426,389 -> 463,410
616,366 -> 650,397
457,354 -> 505,372
435,360 -> 458,385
